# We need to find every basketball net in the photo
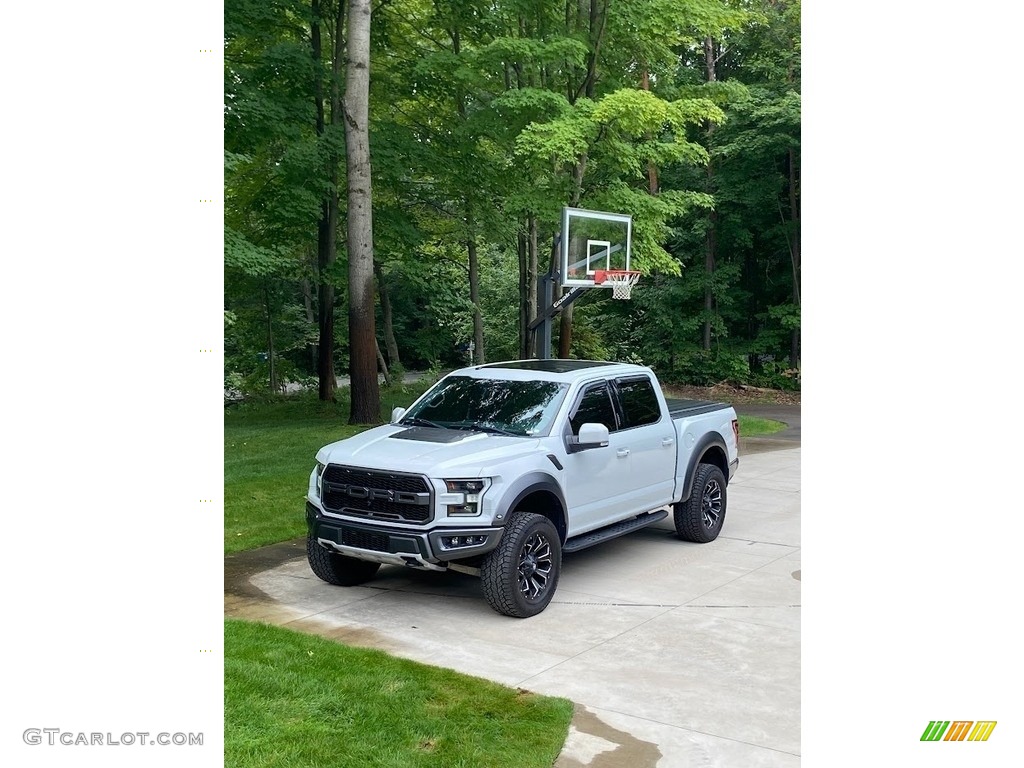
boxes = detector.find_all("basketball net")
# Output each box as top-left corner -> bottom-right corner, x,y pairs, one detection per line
595,270 -> 641,300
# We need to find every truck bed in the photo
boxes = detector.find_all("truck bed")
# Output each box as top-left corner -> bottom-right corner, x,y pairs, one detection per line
665,398 -> 731,419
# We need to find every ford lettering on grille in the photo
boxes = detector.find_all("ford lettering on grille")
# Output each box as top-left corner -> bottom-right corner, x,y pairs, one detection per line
321,466 -> 434,523
327,484 -> 428,505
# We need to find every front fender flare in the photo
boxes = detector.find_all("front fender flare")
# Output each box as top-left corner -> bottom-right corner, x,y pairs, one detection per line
494,471 -> 567,541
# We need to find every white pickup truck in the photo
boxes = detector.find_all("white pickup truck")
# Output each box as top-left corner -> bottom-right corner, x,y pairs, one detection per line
306,360 -> 739,617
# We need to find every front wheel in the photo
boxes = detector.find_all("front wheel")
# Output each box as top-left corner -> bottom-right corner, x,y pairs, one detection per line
481,512 -> 561,618
307,533 -> 381,586
674,463 -> 728,543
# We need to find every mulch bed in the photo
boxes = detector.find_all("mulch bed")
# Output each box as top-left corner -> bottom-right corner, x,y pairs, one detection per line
663,383 -> 801,406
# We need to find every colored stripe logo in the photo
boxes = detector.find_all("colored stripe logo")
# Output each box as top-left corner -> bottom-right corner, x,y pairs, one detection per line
921,721 -> 996,742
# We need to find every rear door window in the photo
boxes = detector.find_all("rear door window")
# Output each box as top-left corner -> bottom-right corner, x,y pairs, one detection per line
615,376 -> 661,429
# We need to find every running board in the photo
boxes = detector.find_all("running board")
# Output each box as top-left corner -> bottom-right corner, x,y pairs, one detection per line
562,510 -> 669,554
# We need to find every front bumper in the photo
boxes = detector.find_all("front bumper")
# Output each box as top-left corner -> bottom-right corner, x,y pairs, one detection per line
306,502 -> 503,570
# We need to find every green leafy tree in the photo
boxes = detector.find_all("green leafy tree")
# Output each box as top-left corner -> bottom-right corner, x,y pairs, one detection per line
225,0 -> 325,393
225,0 -> 801,394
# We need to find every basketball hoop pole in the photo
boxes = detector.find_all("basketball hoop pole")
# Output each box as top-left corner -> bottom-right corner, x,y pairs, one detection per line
535,269 -> 554,360
530,266 -> 590,359
530,232 -> 560,360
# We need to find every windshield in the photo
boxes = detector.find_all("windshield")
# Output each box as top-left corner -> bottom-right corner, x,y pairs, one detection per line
402,376 -> 568,437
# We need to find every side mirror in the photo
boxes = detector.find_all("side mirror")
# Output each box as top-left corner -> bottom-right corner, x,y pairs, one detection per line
391,407 -> 406,423
568,422 -> 610,453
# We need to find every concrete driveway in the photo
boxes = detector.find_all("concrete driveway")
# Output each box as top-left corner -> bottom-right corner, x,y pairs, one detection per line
225,444 -> 800,767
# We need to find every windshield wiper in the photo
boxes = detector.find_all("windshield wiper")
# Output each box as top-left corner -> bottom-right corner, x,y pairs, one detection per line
401,416 -> 446,429
459,422 -> 523,437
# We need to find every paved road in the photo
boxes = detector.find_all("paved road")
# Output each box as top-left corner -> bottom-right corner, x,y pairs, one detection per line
334,370 -> 429,388
735,403 -> 799,456
225,441 -> 801,767
270,370 -> 429,394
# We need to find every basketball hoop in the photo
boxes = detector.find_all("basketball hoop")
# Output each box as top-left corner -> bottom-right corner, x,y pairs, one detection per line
594,270 -> 641,300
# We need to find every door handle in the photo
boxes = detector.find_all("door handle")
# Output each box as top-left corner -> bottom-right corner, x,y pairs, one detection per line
662,438 -> 675,447
616,448 -> 630,458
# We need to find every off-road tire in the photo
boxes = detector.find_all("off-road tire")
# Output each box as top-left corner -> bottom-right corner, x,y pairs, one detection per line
674,463 -> 728,543
306,533 -> 381,586
481,512 -> 561,618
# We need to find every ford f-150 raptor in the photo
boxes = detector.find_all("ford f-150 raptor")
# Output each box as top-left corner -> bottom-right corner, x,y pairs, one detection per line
306,359 -> 739,617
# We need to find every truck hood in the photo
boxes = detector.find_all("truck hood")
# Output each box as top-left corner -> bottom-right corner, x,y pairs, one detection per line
315,424 -> 542,476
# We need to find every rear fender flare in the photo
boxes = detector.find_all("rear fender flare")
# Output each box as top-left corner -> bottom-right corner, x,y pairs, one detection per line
679,433 -> 730,502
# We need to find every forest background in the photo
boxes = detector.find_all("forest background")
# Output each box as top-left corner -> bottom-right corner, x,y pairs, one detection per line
225,0 -> 800,420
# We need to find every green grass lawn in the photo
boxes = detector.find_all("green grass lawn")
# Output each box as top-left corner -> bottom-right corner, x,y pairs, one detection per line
738,415 -> 788,437
225,387 -> 785,553
225,619 -> 574,768
225,384 -> 432,553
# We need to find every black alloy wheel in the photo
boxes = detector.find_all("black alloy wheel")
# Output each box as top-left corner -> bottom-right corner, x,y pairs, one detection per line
481,511 -> 562,617
674,463 -> 728,543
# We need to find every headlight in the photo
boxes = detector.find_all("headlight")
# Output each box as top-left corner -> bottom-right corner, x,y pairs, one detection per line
444,478 -> 489,515
315,462 -> 326,496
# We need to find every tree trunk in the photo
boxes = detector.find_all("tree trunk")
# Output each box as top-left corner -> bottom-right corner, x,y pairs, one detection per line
558,305 -> 573,358
702,35 -> 718,352
559,161 -> 588,359
345,0 -> 380,423
301,277 -> 316,324
528,214 -> 538,331
640,66 -> 659,194
559,1 -> 604,358
518,225 -> 528,358
517,214 -> 540,359
573,0 -> 606,102
264,284 -> 277,393
788,146 -> 800,368
375,264 -> 401,366
312,0 -> 337,401
467,232 -> 485,364
301,274 -> 317,372
447,23 -> 485,367
375,337 -> 390,386
316,226 -> 336,398
703,213 -> 717,350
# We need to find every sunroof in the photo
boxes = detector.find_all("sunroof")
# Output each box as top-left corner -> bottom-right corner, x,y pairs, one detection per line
481,360 -> 616,373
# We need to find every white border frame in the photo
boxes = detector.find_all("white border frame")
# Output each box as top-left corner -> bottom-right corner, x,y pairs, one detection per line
585,239 -> 611,275
561,207 -> 632,287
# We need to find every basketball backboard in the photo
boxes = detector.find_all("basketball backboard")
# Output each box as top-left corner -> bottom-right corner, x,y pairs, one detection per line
560,207 -> 632,288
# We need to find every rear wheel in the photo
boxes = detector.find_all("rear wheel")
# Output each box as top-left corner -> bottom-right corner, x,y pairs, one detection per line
481,512 -> 561,618
306,533 -> 381,586
674,463 -> 727,543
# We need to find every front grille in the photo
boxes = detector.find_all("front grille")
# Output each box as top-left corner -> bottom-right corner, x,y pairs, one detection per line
341,528 -> 390,552
322,466 -> 433,523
